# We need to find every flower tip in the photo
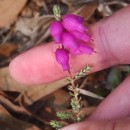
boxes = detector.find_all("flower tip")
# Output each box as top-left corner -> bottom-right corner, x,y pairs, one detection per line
71,30 -> 91,42
55,48 -> 70,71
70,42 -> 94,55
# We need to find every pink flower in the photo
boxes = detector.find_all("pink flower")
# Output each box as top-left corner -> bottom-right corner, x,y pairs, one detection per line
70,42 -> 93,55
50,13 -> 94,71
79,43 -> 93,55
64,14 -> 84,23
71,30 -> 91,42
50,21 -> 63,43
61,32 -> 79,51
62,14 -> 86,32
55,48 -> 70,71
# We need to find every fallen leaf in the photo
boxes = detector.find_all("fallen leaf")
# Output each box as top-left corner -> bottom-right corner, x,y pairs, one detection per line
53,89 -> 70,108
0,0 -> 27,27
0,67 -> 70,106
0,43 -> 17,57
0,67 -> 28,92
0,105 -> 40,130
19,78 -> 69,106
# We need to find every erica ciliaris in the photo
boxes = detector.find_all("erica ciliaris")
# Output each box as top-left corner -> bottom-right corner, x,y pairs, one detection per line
50,11 -> 94,71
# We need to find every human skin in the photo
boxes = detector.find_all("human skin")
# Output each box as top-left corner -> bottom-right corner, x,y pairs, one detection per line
9,6 -> 130,130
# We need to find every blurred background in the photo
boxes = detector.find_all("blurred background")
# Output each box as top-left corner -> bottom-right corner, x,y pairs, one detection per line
0,0 -> 130,130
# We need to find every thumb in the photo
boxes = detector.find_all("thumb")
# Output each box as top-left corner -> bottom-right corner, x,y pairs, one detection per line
9,6 -> 130,85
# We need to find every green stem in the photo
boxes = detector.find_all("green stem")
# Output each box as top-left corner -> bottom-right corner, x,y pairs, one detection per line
68,71 -> 81,121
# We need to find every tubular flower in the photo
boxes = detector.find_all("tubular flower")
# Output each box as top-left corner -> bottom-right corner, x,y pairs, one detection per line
71,30 -> 91,42
62,14 -> 86,32
72,42 -> 94,55
63,14 -> 84,23
50,13 -> 94,71
50,21 -> 63,43
61,32 -> 79,51
55,48 -> 70,71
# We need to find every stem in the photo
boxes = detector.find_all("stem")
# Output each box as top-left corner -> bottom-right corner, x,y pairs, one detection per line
68,71 -> 82,121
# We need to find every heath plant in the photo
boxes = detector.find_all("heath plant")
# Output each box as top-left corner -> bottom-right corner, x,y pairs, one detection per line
50,5 -> 94,130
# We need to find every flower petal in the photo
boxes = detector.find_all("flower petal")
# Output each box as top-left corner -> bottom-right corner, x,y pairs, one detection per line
70,42 -> 93,55
50,21 -> 63,43
61,32 -> 79,51
62,14 -> 86,32
71,30 -> 91,42
55,48 -> 70,71
63,14 -> 84,23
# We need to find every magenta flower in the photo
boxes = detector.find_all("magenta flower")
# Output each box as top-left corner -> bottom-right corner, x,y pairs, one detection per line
61,32 -> 79,51
71,30 -> 91,42
50,13 -> 94,71
55,48 -> 70,71
64,14 -> 84,23
50,21 -> 63,43
71,42 -> 94,55
62,14 -> 86,32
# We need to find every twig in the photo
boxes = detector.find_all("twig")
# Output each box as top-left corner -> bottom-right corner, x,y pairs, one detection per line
0,95 -> 31,115
68,71 -> 82,121
69,87 -> 104,100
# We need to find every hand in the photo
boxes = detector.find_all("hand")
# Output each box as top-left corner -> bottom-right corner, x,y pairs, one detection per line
9,6 -> 130,130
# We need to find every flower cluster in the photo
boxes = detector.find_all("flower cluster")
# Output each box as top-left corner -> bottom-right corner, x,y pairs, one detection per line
50,14 -> 94,71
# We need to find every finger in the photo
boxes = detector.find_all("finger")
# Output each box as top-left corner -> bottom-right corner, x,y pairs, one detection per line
61,118 -> 130,130
62,76 -> 130,130
61,76 -> 130,130
89,75 -> 130,121
9,41 -> 116,85
9,6 -> 130,84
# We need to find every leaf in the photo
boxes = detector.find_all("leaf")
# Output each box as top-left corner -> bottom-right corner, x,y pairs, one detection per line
77,88 -> 104,100
19,78 -> 70,106
0,43 -> 17,57
0,67 -> 28,92
0,0 -> 27,27
0,67 -> 70,106
0,105 -> 40,130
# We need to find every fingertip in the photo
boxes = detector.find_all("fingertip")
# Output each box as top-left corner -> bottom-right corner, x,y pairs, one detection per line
9,44 -> 68,85
9,51 -> 37,85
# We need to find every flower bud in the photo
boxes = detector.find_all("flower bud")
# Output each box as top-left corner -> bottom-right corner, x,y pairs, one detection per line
71,30 -> 91,42
50,21 -> 63,43
61,32 -> 79,51
55,48 -> 70,71
62,14 -> 86,32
